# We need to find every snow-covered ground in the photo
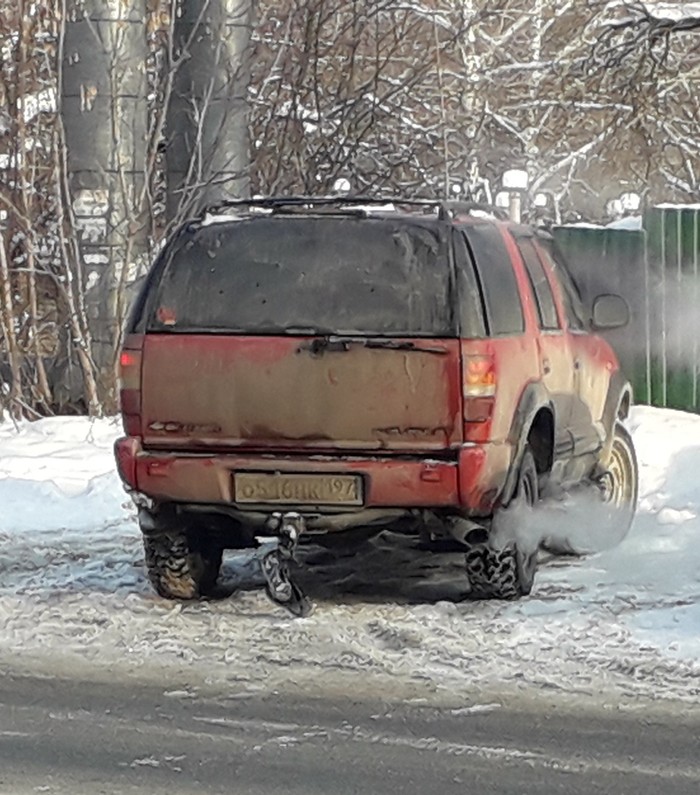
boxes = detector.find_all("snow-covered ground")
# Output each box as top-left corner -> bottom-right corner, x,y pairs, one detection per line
1,407 -> 699,705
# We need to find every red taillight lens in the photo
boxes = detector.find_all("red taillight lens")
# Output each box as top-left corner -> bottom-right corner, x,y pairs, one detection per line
463,354 -> 496,423
119,350 -> 139,369
119,335 -> 143,436
464,355 -> 496,398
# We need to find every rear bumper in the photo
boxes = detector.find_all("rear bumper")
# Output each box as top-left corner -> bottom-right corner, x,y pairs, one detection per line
114,437 -> 512,516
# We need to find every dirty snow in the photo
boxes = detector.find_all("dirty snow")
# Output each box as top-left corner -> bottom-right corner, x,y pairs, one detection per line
1,407 -> 700,704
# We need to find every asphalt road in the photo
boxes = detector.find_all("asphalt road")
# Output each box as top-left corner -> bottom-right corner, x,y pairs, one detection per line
2,670 -> 700,795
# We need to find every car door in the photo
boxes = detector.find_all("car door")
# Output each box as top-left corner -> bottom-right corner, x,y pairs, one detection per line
536,240 -> 607,457
513,234 -> 576,463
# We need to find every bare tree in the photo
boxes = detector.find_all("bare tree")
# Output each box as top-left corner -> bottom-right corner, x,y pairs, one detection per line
0,0 -> 88,416
249,0 -> 700,217
249,0 -> 498,197
0,0 -> 252,418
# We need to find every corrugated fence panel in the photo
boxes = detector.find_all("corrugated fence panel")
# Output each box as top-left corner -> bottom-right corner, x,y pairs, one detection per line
553,225 -> 649,405
644,207 -> 700,412
554,207 -> 700,413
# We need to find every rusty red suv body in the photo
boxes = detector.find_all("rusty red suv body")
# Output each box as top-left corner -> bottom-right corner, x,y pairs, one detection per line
115,197 -> 632,601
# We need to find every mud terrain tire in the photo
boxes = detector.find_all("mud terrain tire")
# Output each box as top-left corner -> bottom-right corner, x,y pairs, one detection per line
466,447 -> 539,600
466,544 -> 521,600
143,530 -> 223,600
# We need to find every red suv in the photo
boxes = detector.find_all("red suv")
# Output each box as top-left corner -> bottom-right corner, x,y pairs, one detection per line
115,197 -> 637,615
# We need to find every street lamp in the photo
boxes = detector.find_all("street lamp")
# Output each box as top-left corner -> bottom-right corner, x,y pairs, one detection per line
332,177 -> 351,195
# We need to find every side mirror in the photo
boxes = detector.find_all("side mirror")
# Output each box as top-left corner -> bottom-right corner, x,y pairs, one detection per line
591,294 -> 629,330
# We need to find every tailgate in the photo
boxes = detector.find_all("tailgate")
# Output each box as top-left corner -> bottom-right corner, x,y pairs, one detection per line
140,335 -> 463,451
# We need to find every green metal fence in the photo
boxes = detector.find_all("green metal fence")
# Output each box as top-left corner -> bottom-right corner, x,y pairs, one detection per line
554,206 -> 700,414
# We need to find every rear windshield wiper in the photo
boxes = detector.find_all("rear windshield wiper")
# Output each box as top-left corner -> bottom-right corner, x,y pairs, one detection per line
299,337 -> 448,355
363,339 -> 418,351
364,339 -> 448,354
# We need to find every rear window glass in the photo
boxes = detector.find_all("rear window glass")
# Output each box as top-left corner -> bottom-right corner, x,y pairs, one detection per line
516,238 -> 561,330
462,225 -> 525,336
146,217 -> 456,336
452,230 -> 486,337
538,240 -> 588,331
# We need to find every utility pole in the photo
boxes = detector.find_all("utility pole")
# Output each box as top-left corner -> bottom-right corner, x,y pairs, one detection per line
61,0 -> 149,408
165,0 -> 252,223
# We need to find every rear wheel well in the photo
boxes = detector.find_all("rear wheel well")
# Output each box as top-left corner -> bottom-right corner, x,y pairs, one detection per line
527,408 -> 554,476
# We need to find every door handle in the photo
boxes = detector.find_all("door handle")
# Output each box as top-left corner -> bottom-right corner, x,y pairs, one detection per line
574,359 -> 581,370
542,358 -> 551,374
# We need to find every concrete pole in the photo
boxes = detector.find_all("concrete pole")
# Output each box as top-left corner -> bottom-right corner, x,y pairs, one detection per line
61,0 -> 149,407
165,0 -> 252,223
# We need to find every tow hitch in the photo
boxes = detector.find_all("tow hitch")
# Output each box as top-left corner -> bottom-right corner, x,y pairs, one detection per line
259,512 -> 312,618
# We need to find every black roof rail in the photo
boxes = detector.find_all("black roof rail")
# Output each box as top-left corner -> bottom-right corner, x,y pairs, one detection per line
202,195 -> 510,222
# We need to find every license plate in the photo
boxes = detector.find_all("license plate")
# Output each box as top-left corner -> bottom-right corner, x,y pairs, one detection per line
234,473 -> 363,506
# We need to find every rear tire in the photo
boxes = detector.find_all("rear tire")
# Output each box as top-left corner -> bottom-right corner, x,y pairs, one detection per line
466,544 -> 523,600
142,529 -> 223,600
467,447 -> 539,600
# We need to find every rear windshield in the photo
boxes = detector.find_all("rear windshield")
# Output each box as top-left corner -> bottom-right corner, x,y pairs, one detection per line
145,216 -> 455,336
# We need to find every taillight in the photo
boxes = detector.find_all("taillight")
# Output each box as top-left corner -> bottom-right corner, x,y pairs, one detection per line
119,334 -> 143,436
119,350 -> 139,369
464,355 -> 496,397
463,354 -> 496,423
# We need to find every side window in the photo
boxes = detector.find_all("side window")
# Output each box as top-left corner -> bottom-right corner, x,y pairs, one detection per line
515,238 -> 560,330
461,226 -> 525,336
538,241 -> 588,332
452,230 -> 486,337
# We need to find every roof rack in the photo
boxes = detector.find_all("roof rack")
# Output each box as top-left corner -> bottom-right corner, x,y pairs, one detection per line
203,195 -> 510,222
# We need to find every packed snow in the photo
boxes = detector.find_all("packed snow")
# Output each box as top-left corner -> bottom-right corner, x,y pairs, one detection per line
1,407 -> 699,705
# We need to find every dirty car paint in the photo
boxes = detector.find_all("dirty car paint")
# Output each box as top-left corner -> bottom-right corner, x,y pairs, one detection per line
140,335 -> 464,452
